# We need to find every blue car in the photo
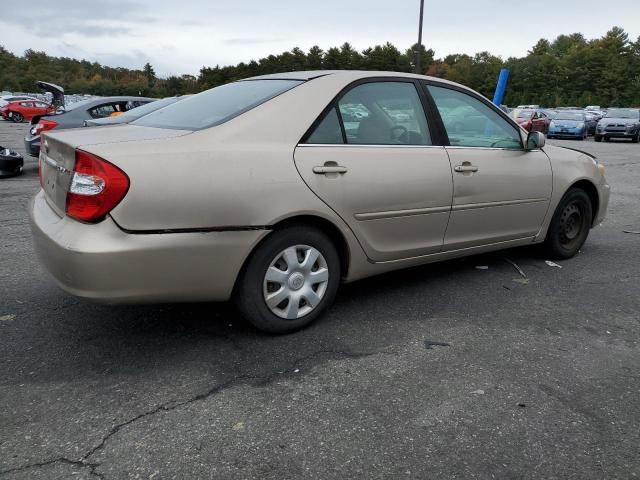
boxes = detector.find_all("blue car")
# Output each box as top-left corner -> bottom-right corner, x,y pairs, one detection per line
547,111 -> 588,140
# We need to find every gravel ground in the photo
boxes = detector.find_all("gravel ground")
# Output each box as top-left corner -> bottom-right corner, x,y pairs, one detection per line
1,120 -> 639,479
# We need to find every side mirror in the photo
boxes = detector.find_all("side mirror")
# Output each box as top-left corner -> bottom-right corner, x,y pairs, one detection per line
526,131 -> 545,150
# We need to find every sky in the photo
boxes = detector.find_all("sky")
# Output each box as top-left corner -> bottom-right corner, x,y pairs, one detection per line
1,0 -> 639,76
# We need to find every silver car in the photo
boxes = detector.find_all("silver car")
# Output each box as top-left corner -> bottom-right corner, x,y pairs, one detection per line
30,71 -> 610,333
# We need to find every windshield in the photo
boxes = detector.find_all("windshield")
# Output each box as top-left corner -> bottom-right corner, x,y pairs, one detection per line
605,109 -> 639,119
133,79 -> 303,130
555,112 -> 584,121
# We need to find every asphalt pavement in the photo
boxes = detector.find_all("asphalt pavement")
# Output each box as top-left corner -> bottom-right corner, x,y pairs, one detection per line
1,120 -> 639,479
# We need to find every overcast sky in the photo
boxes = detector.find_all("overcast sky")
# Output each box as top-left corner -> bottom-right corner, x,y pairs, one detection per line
1,0 -> 639,76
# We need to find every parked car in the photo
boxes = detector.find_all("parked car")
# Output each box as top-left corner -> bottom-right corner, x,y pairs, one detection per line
595,108 -> 640,143
511,109 -> 550,133
0,95 -> 39,108
0,100 -> 56,122
583,112 -> 599,135
83,96 -> 187,127
547,111 -> 589,140
30,71 -> 609,333
24,81 -> 154,156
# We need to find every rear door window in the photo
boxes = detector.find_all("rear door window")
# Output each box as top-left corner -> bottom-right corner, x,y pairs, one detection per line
306,108 -> 344,144
89,104 -> 118,118
337,82 -> 431,145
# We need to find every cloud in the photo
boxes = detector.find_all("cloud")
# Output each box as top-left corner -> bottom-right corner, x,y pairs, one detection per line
223,38 -> 284,45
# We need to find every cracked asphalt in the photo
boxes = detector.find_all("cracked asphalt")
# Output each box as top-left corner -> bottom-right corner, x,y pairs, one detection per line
1,120 -> 639,479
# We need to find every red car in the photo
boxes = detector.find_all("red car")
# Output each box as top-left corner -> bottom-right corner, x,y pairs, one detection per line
511,109 -> 551,133
0,100 -> 56,123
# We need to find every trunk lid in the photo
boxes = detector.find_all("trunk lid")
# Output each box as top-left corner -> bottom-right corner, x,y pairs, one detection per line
39,125 -> 190,217
37,81 -> 65,107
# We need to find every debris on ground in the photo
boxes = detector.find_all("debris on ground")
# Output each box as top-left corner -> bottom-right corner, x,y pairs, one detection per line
471,389 -> 485,395
504,258 -> 527,278
517,403 -> 526,408
623,230 -> 640,234
512,278 -> 530,285
475,265 -> 489,270
425,340 -> 450,350
0,314 -> 16,322
545,260 -> 562,268
232,422 -> 245,431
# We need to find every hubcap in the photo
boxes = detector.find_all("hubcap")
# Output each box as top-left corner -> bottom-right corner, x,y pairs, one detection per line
263,245 -> 329,320
559,202 -> 583,245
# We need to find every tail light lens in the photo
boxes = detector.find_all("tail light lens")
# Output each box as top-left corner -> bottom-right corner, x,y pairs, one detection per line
65,150 -> 129,223
31,119 -> 58,136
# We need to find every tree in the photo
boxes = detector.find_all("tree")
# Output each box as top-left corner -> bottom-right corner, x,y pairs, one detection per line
143,62 -> 156,88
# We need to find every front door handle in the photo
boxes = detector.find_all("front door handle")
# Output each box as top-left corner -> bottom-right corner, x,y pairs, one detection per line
454,164 -> 479,173
313,165 -> 348,174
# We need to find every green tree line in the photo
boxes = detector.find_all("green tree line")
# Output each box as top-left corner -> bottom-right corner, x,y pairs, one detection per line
1,26 -> 639,106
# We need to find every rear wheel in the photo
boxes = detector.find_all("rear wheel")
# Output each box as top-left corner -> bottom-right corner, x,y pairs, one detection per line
544,188 -> 593,259
10,112 -> 23,123
594,135 -> 602,142
632,132 -> 639,143
235,226 -> 340,334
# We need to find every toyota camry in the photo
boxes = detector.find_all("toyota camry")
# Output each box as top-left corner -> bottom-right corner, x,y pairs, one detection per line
30,71 -> 610,333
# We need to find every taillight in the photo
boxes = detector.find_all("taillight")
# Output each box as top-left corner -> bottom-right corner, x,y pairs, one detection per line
65,150 -> 129,223
31,119 -> 58,136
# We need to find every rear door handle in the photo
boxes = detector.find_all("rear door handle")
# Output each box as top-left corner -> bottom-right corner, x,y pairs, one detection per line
313,165 -> 348,174
454,165 -> 479,173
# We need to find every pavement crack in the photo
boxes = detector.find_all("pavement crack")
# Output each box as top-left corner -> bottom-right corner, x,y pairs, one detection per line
81,347 -> 395,462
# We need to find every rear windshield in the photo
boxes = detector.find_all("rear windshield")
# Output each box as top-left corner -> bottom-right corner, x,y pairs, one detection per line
133,79 -> 303,130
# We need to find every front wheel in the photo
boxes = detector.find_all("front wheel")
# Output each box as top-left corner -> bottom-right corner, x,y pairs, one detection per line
594,135 -> 602,142
234,226 -> 341,334
632,132 -> 640,144
544,188 -> 593,259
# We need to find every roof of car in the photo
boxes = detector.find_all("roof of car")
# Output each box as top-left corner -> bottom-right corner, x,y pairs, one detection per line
243,70 -> 453,84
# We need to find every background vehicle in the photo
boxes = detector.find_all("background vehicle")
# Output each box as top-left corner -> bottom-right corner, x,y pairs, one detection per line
511,109 -> 550,133
30,71 -> 609,334
548,111 -> 589,140
24,95 -> 155,156
595,108 -> 640,143
0,95 -> 38,107
0,100 -> 55,123
83,96 -> 187,127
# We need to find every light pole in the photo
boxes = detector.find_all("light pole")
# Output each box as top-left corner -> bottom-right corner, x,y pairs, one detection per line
415,0 -> 425,74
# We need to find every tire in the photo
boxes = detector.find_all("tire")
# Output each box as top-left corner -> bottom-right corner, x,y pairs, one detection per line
10,112 -> 23,123
604,137 -> 611,142
234,225 -> 341,334
632,132 -> 639,144
594,135 -> 602,142
544,188 -> 593,260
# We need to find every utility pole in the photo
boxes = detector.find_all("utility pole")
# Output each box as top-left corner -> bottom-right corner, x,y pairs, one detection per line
415,0 -> 425,74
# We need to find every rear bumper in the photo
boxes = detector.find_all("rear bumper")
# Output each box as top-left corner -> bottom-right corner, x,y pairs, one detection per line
29,191 -> 268,303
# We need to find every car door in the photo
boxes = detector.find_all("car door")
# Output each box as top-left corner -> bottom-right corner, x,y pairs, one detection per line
425,83 -> 552,251
20,102 -> 35,117
294,79 -> 453,262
